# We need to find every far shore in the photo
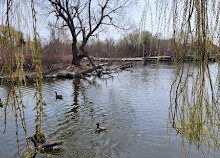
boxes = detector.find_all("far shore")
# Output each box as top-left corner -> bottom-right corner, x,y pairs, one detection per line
0,55 -> 217,83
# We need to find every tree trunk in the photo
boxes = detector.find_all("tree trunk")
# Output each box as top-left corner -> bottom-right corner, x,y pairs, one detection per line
72,42 -> 80,66
72,41 -> 97,71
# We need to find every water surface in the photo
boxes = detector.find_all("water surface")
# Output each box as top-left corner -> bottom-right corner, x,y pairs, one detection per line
0,62 -> 220,158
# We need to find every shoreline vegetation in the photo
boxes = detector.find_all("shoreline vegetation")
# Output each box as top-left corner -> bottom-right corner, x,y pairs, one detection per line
0,26 -> 218,83
0,59 -> 133,82
0,55 -> 217,82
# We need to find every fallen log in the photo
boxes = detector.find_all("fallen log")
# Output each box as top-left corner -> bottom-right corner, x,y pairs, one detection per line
78,65 -> 103,76
111,62 -> 133,71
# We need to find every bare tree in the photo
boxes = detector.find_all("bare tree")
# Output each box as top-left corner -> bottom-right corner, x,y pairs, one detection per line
45,0 -> 134,66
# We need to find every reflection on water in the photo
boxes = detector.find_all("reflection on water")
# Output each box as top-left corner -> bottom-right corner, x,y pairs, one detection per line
0,62 -> 220,158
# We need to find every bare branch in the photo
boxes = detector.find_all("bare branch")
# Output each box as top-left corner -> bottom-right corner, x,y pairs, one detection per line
42,0 -> 135,65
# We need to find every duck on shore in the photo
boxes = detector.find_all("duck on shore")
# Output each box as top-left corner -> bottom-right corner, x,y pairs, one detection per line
55,91 -> 63,99
28,136 -> 64,152
95,123 -> 107,133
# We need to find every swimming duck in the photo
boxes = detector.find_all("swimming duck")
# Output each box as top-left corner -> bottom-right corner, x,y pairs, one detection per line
0,99 -> 3,107
34,132 -> 46,144
55,91 -> 63,99
28,136 -> 64,151
95,123 -> 107,133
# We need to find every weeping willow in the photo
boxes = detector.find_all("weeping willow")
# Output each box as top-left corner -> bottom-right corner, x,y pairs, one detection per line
0,1 -> 45,157
153,0 -> 220,152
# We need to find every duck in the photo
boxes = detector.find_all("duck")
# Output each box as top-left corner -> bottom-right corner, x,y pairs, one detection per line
34,132 -> 46,144
95,123 -> 107,133
28,136 -> 64,152
55,91 -> 63,99
0,99 -> 3,107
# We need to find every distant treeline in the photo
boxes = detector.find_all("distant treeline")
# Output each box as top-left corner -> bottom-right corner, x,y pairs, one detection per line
39,30 -> 176,67
0,24 -> 218,70
39,30 -> 219,69
85,31 -> 176,58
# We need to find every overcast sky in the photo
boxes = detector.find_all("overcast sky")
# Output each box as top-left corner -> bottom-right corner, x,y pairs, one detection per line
0,0 -> 168,42
1,1 -> 218,43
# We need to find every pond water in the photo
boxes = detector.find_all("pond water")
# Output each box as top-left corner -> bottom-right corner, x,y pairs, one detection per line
0,62 -> 220,158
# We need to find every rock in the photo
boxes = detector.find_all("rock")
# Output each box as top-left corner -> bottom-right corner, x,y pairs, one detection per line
57,72 -> 67,78
57,72 -> 77,79
52,74 -> 57,78
66,73 -> 75,79
44,75 -> 53,78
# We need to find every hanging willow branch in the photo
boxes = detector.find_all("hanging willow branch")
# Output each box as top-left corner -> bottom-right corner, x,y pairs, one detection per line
0,0 -> 46,157
155,0 -> 220,152
30,0 -> 46,139
0,1 -> 30,157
